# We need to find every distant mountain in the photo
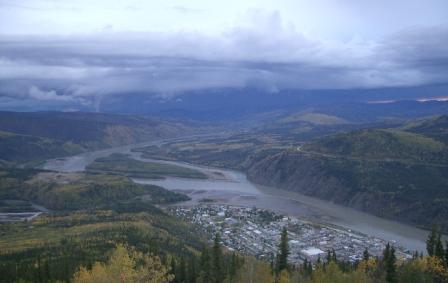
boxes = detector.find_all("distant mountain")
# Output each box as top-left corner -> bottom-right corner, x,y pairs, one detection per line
247,115 -> 448,232
0,111 -> 196,164
97,84 -> 448,123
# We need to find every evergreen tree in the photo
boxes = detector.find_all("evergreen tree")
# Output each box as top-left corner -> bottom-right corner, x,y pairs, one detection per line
331,249 -> 337,263
199,247 -> 212,283
445,240 -> 448,266
426,225 -> 438,256
383,244 -> 397,283
188,259 -> 197,283
302,258 -> 312,276
435,232 -> 445,260
412,250 -> 419,260
275,227 -> 290,274
326,250 -> 332,264
179,257 -> 187,283
211,234 -> 224,283
363,248 -> 370,262
308,261 -> 313,275
228,252 -> 241,282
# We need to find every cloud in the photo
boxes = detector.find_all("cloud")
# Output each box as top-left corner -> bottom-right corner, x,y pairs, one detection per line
28,86 -> 73,101
0,10 -> 447,110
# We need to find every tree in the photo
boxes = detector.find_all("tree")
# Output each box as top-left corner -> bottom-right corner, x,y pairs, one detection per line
325,249 -> 337,264
275,227 -> 289,274
383,244 -> 397,283
331,249 -> 337,263
426,225 -> 438,256
178,257 -> 187,283
228,252 -> 242,282
326,250 -> 332,264
199,246 -> 212,283
435,232 -> 445,260
277,269 -> 291,283
445,241 -> 448,266
73,244 -> 173,283
211,234 -> 224,283
233,257 -> 274,283
363,248 -> 370,262
302,258 -> 312,276
188,259 -> 197,283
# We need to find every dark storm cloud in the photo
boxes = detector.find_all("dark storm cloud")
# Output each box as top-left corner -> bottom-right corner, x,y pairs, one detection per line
1,21 -> 448,110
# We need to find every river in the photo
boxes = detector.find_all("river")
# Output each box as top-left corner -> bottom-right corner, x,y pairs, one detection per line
42,138 -> 429,252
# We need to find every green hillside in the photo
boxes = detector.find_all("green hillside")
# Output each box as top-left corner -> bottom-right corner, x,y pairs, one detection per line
303,128 -> 448,165
0,111 -> 196,165
0,167 -> 199,282
0,131 -> 84,164
247,115 -> 448,232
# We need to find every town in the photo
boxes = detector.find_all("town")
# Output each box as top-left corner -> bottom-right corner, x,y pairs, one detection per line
170,204 -> 412,265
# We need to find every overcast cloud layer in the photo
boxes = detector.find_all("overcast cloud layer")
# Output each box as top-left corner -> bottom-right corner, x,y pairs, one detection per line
1,0 -> 448,110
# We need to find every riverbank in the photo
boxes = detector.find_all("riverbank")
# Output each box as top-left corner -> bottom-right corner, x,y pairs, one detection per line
41,137 -> 430,252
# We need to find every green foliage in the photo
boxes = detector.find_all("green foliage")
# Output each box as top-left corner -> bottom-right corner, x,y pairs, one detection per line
0,131 -> 85,164
275,227 -> 289,274
0,111 -> 196,164
290,116 -> 448,232
211,234 -> 225,283
426,225 -> 446,265
383,244 -> 397,283
0,170 -> 189,211
304,128 -> 448,165
87,153 -> 207,179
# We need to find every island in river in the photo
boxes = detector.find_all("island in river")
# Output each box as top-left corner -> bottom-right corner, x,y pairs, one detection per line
42,137 -> 430,253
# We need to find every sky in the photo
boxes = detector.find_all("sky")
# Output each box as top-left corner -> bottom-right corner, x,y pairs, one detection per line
0,0 -> 447,110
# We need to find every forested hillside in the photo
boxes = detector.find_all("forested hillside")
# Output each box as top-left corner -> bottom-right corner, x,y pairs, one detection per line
247,116 -> 448,233
0,111 -> 195,165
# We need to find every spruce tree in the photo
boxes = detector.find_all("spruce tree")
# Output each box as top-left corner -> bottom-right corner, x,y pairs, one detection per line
435,232 -> 445,260
307,261 -> 313,275
326,250 -> 332,264
445,240 -> 448,266
302,258 -> 312,276
199,246 -> 212,283
426,225 -> 438,256
384,244 -> 397,283
211,234 -> 224,283
228,253 -> 240,281
331,249 -> 337,263
275,227 -> 290,274
363,248 -> 370,261
188,258 -> 197,283
179,257 -> 187,283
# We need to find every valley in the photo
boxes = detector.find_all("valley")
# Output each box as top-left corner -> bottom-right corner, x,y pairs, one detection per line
38,136 -> 431,252
1,111 -> 447,282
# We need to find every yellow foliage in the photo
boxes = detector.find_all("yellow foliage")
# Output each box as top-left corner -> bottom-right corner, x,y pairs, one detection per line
73,244 -> 174,283
233,256 -> 274,283
277,270 -> 291,283
420,256 -> 448,280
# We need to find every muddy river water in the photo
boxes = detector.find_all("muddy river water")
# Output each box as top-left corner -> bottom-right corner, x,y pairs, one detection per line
43,137 -> 429,252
